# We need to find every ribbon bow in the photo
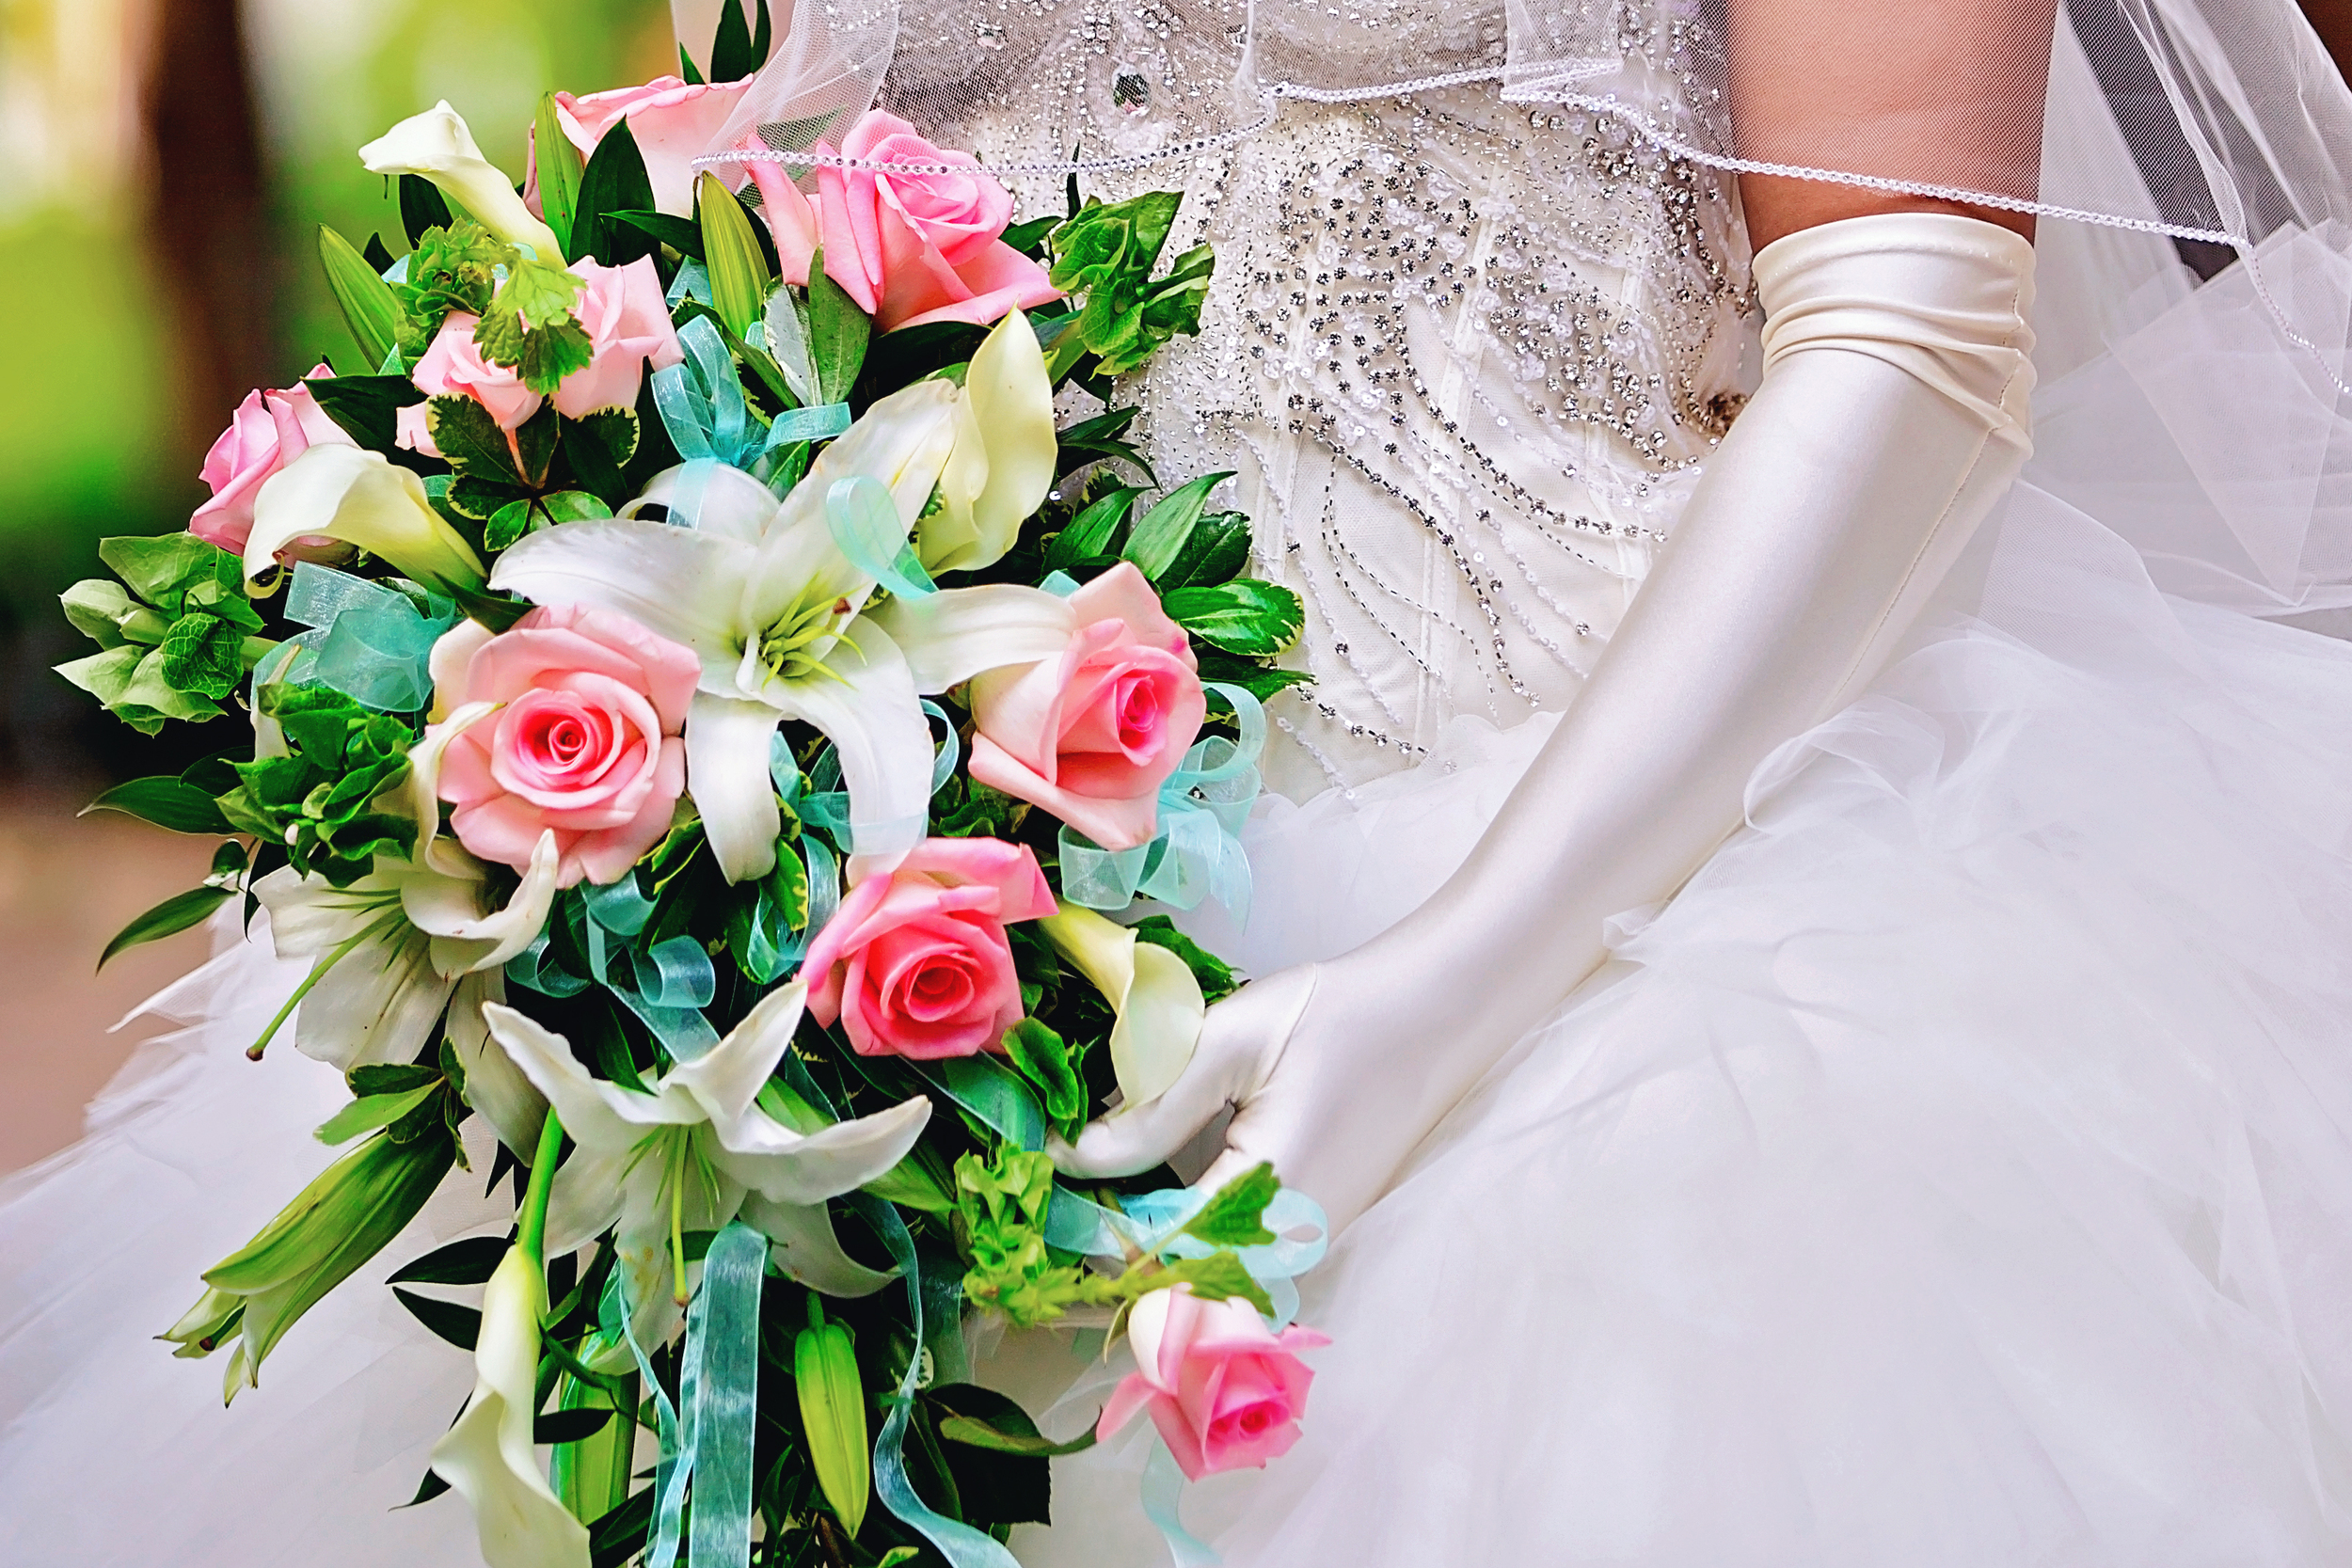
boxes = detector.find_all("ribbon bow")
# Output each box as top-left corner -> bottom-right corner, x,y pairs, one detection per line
262,562 -> 458,713
1058,682 -> 1265,919
651,315 -> 850,523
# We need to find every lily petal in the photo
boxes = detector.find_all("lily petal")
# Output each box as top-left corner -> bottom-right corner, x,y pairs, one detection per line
669,980 -> 807,1128
362,102 -> 564,261
248,446 -> 486,594
625,463 -> 780,546
481,1003 -> 706,1154
686,692 -> 786,883
766,616 -> 931,879
405,700 -> 500,878
707,1094 -> 932,1206
400,830 -> 563,975
739,1194 -> 899,1297
445,971 -> 548,1159
430,1248 -> 591,1568
866,584 -> 1075,693
491,518 -> 754,684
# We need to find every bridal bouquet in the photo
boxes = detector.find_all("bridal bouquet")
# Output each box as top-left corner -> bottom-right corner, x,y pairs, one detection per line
58,11 -> 1325,1565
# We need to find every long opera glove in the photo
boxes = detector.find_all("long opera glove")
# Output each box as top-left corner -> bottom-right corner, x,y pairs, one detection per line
1054,212 -> 2040,1232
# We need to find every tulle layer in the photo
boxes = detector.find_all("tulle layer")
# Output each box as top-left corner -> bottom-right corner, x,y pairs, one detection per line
1009,486 -> 2352,1565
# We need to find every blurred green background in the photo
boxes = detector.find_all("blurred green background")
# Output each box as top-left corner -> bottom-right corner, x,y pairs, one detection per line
0,0 -> 676,788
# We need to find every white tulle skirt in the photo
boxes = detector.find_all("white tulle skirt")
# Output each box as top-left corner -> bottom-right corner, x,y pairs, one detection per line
1008,483 -> 2352,1566
9,491 -> 2352,1564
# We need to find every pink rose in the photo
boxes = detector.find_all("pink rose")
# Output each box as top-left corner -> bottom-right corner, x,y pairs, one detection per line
398,259 -> 682,451
801,838 -> 1056,1059
431,605 -> 699,889
967,562 -> 1206,851
759,110 -> 1060,333
191,363 -> 358,553
554,257 -> 684,419
1096,1286 -> 1330,1481
399,312 -> 540,455
529,75 -> 753,218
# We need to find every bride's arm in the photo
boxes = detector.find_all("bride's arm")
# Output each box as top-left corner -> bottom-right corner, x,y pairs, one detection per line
1058,1 -> 2057,1229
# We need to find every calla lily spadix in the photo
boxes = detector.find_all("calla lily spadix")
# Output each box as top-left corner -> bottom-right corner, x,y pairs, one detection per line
359,101 -> 564,261
246,444 -> 487,597
483,980 -> 931,1344
491,341 -> 1069,884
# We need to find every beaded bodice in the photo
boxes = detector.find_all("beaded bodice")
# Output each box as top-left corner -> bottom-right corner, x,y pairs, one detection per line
1105,89 -> 1755,797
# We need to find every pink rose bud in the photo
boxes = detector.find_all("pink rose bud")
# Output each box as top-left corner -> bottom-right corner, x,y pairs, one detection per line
431,605 -> 699,889
553,257 -> 685,420
399,312 -> 543,455
1096,1286 -> 1330,1481
804,110 -> 1062,332
801,837 -> 1057,1059
190,363 -> 358,554
967,562 -> 1207,852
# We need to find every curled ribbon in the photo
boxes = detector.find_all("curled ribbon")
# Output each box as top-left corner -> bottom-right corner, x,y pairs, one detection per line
269,562 -> 458,713
1058,683 -> 1265,918
508,878 -> 722,1060
652,314 -> 850,524
826,475 -> 938,600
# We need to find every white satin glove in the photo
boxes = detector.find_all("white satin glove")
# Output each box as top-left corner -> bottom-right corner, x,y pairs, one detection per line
1055,212 -> 2040,1230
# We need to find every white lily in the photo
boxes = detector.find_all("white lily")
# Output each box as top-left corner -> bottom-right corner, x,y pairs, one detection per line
484,981 -> 931,1343
923,310 -> 1059,574
247,445 -> 487,596
253,829 -> 560,1070
1038,903 -> 1207,1111
359,101 -> 564,261
491,385 -> 1074,884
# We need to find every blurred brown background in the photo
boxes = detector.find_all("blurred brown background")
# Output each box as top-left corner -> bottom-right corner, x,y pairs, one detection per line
3,0 -> 2350,1175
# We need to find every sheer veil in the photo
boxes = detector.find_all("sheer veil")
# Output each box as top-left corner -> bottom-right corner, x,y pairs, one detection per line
671,0 -> 2352,619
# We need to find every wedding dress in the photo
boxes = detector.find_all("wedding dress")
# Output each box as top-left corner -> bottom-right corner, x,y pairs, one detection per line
11,1 -> 2352,1564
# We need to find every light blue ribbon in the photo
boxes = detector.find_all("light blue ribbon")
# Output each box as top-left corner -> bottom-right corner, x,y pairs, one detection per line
509,879 -> 722,1059
651,315 -> 850,524
826,476 -> 937,600
270,562 -> 458,712
1142,1440 -> 1220,1567
851,1194 -> 1024,1568
1058,684 -> 1265,918
617,1223 -> 766,1568
1041,1183 -> 1328,1325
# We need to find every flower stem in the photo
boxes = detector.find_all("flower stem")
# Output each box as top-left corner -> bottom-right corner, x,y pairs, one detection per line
516,1109 -> 564,1266
246,927 -> 373,1060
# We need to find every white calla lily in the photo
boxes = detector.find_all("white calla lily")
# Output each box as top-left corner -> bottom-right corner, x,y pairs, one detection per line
483,982 -> 932,1343
922,311 -> 1058,574
253,830 -> 560,1069
359,101 -> 564,261
491,388 -> 1075,885
1038,903 -> 1207,1111
247,445 -> 486,596
432,1246 -> 590,1568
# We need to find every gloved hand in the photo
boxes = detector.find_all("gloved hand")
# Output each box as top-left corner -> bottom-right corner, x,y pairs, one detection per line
1052,210 -> 2041,1232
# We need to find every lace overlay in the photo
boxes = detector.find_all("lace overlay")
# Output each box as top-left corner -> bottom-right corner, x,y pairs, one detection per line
1067,89 -> 1753,795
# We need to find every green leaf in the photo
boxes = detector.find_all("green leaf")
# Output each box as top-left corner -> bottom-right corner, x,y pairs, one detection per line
400,174 -> 453,248
81,776 -> 232,835
1057,404 -> 1156,483
99,533 -> 233,614
427,394 -> 523,485
708,0 -> 759,82
216,685 -> 417,886
363,233 -> 396,272
805,245 -> 870,404
485,498 -> 537,552
387,1234 -> 510,1287
393,220 -> 512,356
392,1286 -> 482,1351
1124,471 -> 1232,583
307,374 -> 426,455
534,92 -> 584,260
319,225 -> 405,367
562,408 -> 639,507
475,259 -> 593,396
1149,1252 -> 1274,1317
1179,1161 -> 1279,1247
448,474 -> 530,522
535,1407 -> 615,1445
315,1083 -> 441,1146
697,172 -> 772,338
611,210 -> 704,260
1001,215 -> 1058,260
1002,1019 -> 1085,1142
541,489 -> 615,524
797,1306 -> 870,1534
936,1413 -> 1099,1458
1192,650 -> 1311,703
677,41 -> 707,85
513,404 -> 562,489
1153,509 -> 1251,591
760,108 -> 843,154
59,578 -> 159,650
1130,915 -> 1237,1004
1162,578 -> 1306,657
158,612 -> 246,700
98,884 -> 232,969
574,119 -> 657,267
1044,486 -> 1140,571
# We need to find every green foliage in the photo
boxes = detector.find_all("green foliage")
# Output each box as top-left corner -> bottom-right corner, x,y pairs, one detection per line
399,174 -> 454,248
574,119 -> 658,268
1196,647 -> 1314,702
394,220 -> 511,357
707,0 -> 776,83
215,685 -> 417,886
1123,470 -> 1233,584
1042,485 -> 1140,571
307,373 -> 426,454
1056,404 -> 1155,483
55,535 -> 270,733
319,225 -> 405,367
1148,1252 -> 1275,1317
1047,192 -> 1216,376
698,172 -> 771,340
1163,578 -> 1307,657
98,884 -> 235,971
1179,1161 -> 1279,1246
805,246 -> 871,404
534,93 -> 585,260
1001,1019 -> 1086,1144
475,258 -> 593,396
956,1147 -> 1117,1328
1131,915 -> 1238,1004
81,775 -> 233,835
